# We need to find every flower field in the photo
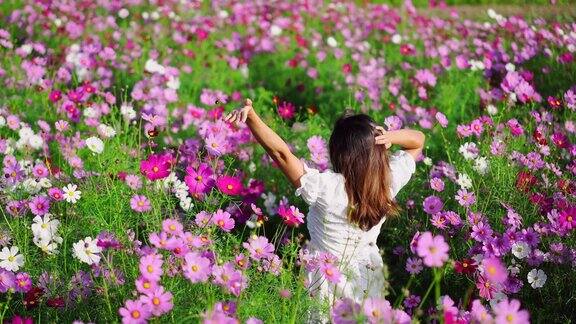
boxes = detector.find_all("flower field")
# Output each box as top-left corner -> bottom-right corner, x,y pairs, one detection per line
1,0 -> 575,323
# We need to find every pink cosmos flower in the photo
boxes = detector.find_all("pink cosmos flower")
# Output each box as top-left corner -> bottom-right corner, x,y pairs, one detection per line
184,163 -> 214,196
455,189 -> 476,207
149,231 -> 178,250
320,263 -> 341,284
195,211 -> 212,227
212,262 -> 247,296
212,209 -> 235,232
205,134 -> 226,157
435,112 -> 448,128
135,276 -> 159,295
162,219 -> 183,236
29,195 -> 50,216
125,174 -> 142,190
140,286 -> 173,316
476,276 -> 496,300
118,299 -> 152,324
130,195 -> 151,213
493,299 -> 530,324
140,153 -> 172,181
216,176 -> 243,195
429,177 -> 445,192
139,253 -> 163,282
183,252 -> 211,283
277,101 -> 296,119
15,272 -> 32,293
0,269 -> 16,293
481,257 -> 507,284
416,231 -> 449,267
243,236 -> 275,260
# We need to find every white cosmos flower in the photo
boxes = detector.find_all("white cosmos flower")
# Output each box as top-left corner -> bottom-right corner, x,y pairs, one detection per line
456,173 -> 473,189
97,124 -> 116,138
118,8 -> 129,18
270,25 -> 282,36
391,34 -> 402,44
527,269 -> 547,288
28,134 -> 43,150
31,214 -> 60,241
63,184 -> 82,204
144,59 -> 165,74
511,242 -> 531,259
326,36 -> 338,48
72,237 -> 102,265
473,157 -> 489,175
459,142 -> 479,160
423,157 -> 433,166
34,236 -> 61,255
85,136 -> 104,154
486,104 -> 498,115
0,246 -> 24,272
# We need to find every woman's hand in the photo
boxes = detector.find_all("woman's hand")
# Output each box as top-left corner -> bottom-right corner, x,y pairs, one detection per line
374,126 -> 393,149
224,99 -> 253,125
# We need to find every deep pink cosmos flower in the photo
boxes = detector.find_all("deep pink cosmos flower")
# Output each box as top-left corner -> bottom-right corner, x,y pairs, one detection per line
140,286 -> 173,317
416,231 -> 449,267
243,236 -> 275,260
212,209 -> 235,232
277,101 -> 296,119
185,163 -> 215,197
49,90 -> 62,103
183,252 -> 211,283
216,175 -> 243,195
14,272 -> 32,293
48,188 -> 64,201
130,195 -> 151,213
140,153 -> 173,181
277,204 -> 305,227
119,299 -> 152,324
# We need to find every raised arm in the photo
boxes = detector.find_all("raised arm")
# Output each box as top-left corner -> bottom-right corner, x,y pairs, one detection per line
224,99 -> 304,187
375,127 -> 425,161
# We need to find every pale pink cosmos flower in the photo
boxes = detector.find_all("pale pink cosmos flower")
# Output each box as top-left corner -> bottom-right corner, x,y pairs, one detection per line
130,195 -> 151,213
416,232 -> 449,267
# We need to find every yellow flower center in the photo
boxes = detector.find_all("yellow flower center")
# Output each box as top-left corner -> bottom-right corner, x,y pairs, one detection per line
153,297 -> 160,306
487,266 -> 496,275
8,256 -> 15,262
131,310 -> 140,319
147,265 -> 154,273
152,166 -> 159,172
211,143 -> 218,148
169,224 -> 176,231
191,265 -> 198,272
196,176 -> 203,182
506,314 -> 514,323
218,220 -> 225,227
227,184 -> 233,190
143,282 -> 150,289
41,223 -> 48,229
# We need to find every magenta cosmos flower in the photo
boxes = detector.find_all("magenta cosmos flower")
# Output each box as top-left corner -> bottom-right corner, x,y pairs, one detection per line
29,195 -> 50,216
184,163 -> 215,196
416,231 -> 449,267
277,204 -> 305,227
140,286 -> 173,317
243,236 -> 275,260
277,101 -> 296,119
130,195 -> 151,213
423,195 -> 443,215
140,153 -> 172,181
119,299 -> 152,324
183,252 -> 211,283
216,175 -> 243,195
212,209 -> 235,232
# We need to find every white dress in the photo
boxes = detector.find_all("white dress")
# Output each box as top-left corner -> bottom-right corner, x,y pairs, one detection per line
296,150 -> 416,305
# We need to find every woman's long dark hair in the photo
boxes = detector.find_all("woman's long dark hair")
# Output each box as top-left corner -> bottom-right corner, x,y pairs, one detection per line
329,111 -> 400,230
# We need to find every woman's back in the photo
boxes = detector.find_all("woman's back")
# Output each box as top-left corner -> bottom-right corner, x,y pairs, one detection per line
296,150 -> 416,302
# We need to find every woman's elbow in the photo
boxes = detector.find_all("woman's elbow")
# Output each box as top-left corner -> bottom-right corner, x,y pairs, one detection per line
417,131 -> 426,147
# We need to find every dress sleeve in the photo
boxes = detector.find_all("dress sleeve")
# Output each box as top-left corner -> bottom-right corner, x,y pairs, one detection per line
389,150 -> 416,197
295,162 -> 323,206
